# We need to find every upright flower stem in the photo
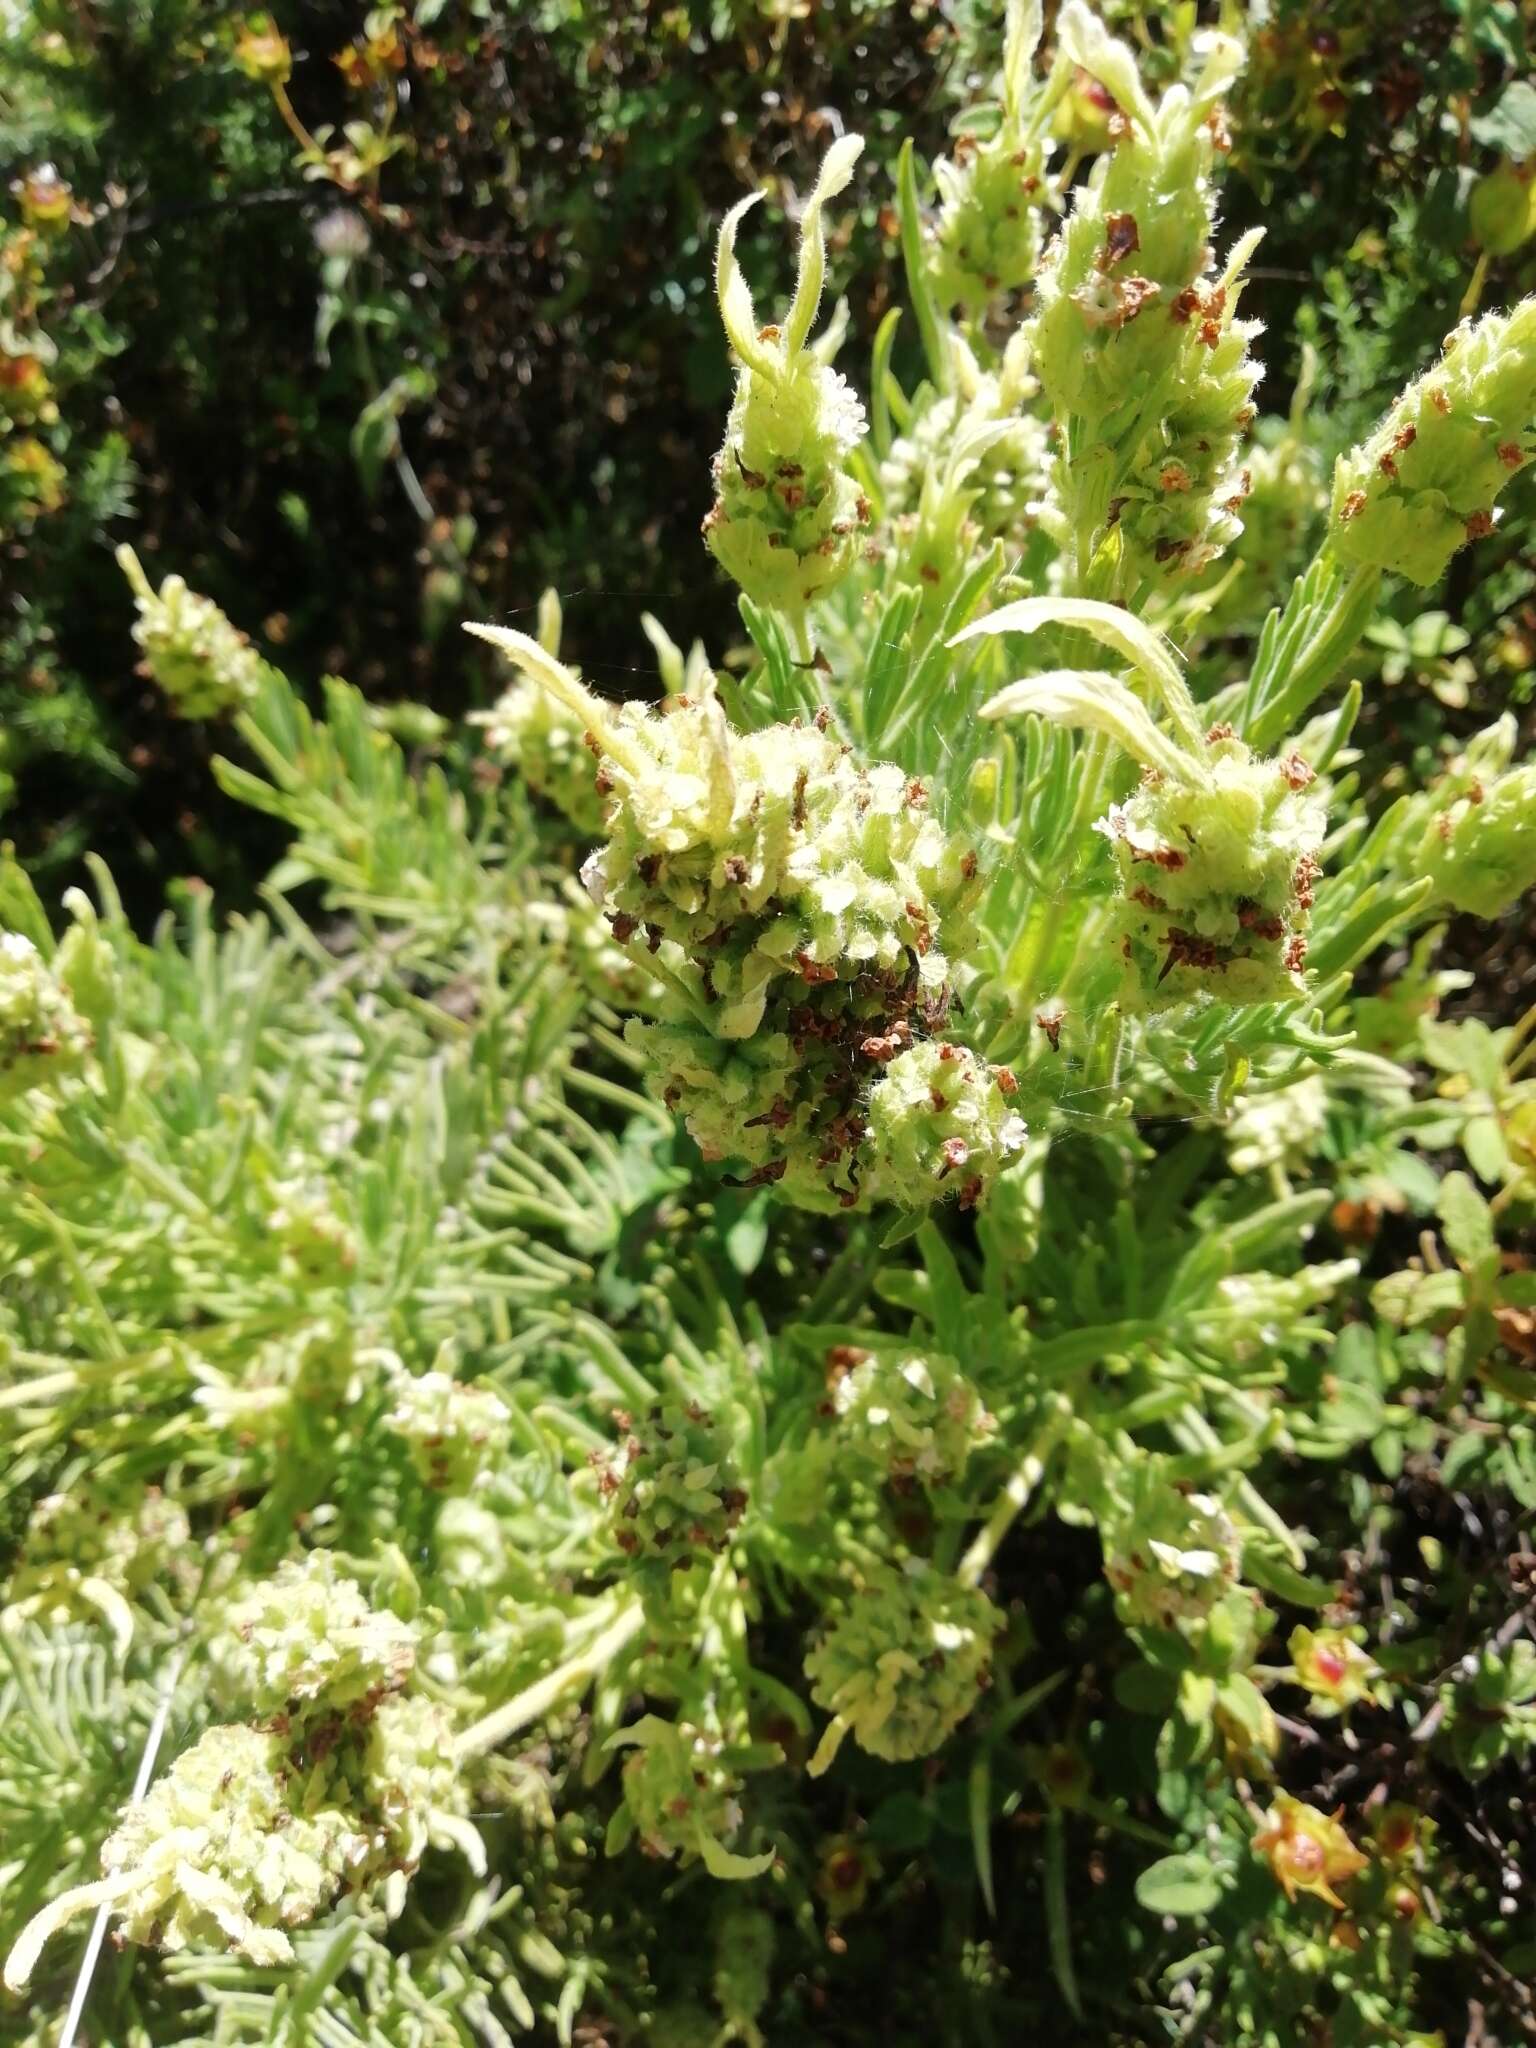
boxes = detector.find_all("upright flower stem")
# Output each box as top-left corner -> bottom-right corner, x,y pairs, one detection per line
958,1398 -> 1072,1587
453,1599 -> 645,1762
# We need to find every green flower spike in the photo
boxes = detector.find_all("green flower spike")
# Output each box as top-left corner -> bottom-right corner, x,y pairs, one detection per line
3,1698 -> 483,1990
806,1560 -> 1002,1772
930,0 -> 1048,318
580,695 -> 975,1032
0,928 -> 91,1103
117,544 -> 265,718
881,330 -> 1052,630
4,1725 -> 368,1985
1029,8 -> 1259,575
471,587 -> 605,833
963,597 -> 1327,1011
1114,228 -> 1265,587
262,1175 -> 358,1287
1094,734 -> 1325,1011
1225,1074 -> 1329,1176
4,1485 -> 193,1653
211,1552 -> 417,1717
1195,356 -> 1328,637
1417,715 -> 1536,920
594,1401 -> 749,1569
1032,8 -> 1243,423
606,1717 -> 774,1881
362,1692 -> 485,1876
825,1346 -> 994,1487
703,135 -> 872,638
881,330 -> 1052,559
384,1362 -> 512,1492
865,1040 -> 1028,1212
1101,1469 -> 1241,1631
463,624 -> 1003,1215
1331,295 -> 1536,587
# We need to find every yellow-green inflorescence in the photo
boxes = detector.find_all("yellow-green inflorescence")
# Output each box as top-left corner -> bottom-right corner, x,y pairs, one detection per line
1030,6 -> 1262,584
471,586 -> 606,834
880,330 -> 1052,636
1114,253 -> 1263,587
463,626 -> 1025,1213
13,1724 -> 373,1972
5,1553 -> 480,1992
595,1400 -> 748,1569
1100,1467 -> 1242,1632
806,1560 -> 1003,1772
607,1717 -> 774,1881
1415,716 -> 1536,921
929,0 -> 1049,318
1097,731 -> 1326,1012
1195,386 -> 1328,639
0,927 -> 91,1102
880,331 -> 1052,561
703,137 -> 872,635
1331,296 -> 1536,587
384,1361 -> 513,1492
117,544 -> 265,718
3,1485 -> 195,1649
823,1345 -> 994,1490
210,1551 -> 418,1715
13,1485 -> 192,1603
864,1040 -> 1029,1207
970,596 -> 1328,1013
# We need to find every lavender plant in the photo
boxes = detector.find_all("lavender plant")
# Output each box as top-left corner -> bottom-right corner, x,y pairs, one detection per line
4,8 -> 1536,2044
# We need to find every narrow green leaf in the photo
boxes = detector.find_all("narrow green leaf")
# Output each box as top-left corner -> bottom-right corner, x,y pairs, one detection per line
970,1752 -> 996,1918
896,138 -> 949,390
1044,1807 -> 1083,2020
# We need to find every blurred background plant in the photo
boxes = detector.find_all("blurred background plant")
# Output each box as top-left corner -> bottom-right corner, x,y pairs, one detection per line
0,0 -> 968,905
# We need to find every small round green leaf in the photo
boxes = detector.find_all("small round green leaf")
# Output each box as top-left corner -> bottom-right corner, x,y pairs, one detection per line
1134,1854 -> 1221,1918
